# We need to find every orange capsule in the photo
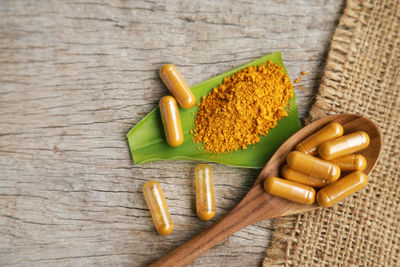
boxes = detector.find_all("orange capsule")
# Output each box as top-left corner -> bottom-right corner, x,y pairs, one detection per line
296,122 -> 343,155
195,164 -> 215,221
281,165 -> 329,188
159,96 -> 183,147
330,154 -> 367,171
317,171 -> 368,207
143,180 -> 174,235
286,151 -> 341,182
319,131 -> 370,160
264,177 -> 315,205
159,64 -> 196,109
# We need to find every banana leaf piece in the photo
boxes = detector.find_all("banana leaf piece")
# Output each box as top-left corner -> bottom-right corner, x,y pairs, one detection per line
127,52 -> 301,168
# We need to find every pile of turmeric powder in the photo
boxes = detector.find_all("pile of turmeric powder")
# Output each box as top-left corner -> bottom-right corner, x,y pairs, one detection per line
193,61 -> 294,153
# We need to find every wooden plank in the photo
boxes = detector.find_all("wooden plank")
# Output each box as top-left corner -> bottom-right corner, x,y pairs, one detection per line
0,0 -> 345,266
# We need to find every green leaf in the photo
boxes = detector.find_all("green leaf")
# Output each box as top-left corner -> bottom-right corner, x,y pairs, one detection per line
127,52 -> 301,168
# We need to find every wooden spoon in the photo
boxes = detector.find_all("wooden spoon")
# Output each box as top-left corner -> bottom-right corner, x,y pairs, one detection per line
150,113 -> 382,267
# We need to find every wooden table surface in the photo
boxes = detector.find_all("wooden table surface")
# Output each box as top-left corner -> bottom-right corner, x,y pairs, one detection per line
0,1 -> 345,266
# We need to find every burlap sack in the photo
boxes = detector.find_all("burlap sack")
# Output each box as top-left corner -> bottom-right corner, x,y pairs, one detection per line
263,0 -> 400,266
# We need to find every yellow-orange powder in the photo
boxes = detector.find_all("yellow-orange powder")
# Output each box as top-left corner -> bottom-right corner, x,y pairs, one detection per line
193,61 -> 294,153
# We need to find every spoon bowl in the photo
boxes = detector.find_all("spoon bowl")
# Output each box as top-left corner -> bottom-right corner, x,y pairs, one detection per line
150,113 -> 382,267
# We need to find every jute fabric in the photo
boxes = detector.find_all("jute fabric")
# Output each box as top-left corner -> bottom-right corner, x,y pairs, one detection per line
264,0 -> 400,266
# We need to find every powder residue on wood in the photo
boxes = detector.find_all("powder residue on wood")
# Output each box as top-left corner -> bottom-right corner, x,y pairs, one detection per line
193,61 -> 294,153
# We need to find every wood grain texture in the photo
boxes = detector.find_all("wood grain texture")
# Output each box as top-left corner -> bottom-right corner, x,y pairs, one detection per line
0,0 -> 345,266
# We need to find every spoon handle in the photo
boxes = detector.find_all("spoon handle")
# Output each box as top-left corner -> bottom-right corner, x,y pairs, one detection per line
150,211 -> 243,267
150,185 -> 278,267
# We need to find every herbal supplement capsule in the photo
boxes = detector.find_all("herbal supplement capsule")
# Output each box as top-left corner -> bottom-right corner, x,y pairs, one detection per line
296,122 -> 343,155
317,171 -> 368,207
159,96 -> 183,147
143,180 -> 174,235
330,154 -> 367,171
287,151 -> 341,182
319,131 -> 370,160
264,177 -> 315,205
160,64 -> 196,109
195,164 -> 215,220
281,165 -> 329,188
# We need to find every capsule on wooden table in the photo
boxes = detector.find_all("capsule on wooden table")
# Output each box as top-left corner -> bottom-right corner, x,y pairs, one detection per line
264,177 -> 315,205
143,180 -> 174,235
296,122 -> 343,155
286,151 -> 341,182
195,164 -> 215,220
159,64 -> 196,109
319,131 -> 370,160
330,154 -> 367,171
317,171 -> 368,207
281,165 -> 329,188
159,96 -> 183,147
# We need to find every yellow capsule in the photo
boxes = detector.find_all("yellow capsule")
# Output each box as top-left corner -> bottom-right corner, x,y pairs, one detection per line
317,171 -> 368,207
143,180 -> 174,235
330,154 -> 367,171
195,164 -> 215,220
319,131 -> 370,160
286,151 -> 341,182
281,165 -> 329,188
264,177 -> 315,205
159,64 -> 196,109
159,96 -> 183,147
296,122 -> 343,155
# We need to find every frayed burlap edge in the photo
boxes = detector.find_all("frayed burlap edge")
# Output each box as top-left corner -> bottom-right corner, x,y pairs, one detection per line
263,1 -> 363,266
